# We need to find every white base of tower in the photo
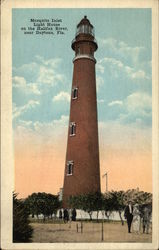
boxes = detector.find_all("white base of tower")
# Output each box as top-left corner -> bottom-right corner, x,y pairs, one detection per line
57,209 -> 125,221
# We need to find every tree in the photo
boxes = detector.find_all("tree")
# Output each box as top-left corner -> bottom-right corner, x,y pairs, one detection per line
109,190 -> 125,225
102,192 -> 114,220
81,193 -> 96,221
25,192 -> 61,221
25,192 -> 41,218
68,195 -> 81,209
90,192 -> 103,221
69,192 -> 103,221
123,189 -> 152,206
123,189 -> 152,219
13,193 -> 33,242
68,189 -> 152,223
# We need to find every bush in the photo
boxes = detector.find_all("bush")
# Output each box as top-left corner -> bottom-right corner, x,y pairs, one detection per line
13,193 -> 33,242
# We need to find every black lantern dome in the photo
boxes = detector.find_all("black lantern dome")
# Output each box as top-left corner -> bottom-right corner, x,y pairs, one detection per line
76,15 -> 95,37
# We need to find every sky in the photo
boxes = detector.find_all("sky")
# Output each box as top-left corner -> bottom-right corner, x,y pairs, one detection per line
12,8 -> 152,198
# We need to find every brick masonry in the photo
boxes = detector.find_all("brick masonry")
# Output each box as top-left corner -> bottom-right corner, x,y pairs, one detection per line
63,17 -> 101,207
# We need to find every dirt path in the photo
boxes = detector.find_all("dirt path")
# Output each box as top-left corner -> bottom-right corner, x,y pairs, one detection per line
31,222 -> 152,243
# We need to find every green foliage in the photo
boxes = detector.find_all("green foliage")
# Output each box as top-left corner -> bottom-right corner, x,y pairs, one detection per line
69,192 -> 103,220
103,190 -> 125,215
123,189 -> 152,205
68,195 -> 82,209
102,192 -> 114,219
123,189 -> 152,220
13,193 -> 33,242
68,189 -> 152,222
25,192 -> 61,219
103,191 -> 125,225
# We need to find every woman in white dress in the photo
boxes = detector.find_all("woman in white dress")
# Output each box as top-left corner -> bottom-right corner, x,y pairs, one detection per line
132,203 -> 140,233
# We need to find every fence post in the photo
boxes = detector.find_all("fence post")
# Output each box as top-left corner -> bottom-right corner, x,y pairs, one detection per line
81,221 -> 83,233
76,223 -> 78,233
101,220 -> 104,241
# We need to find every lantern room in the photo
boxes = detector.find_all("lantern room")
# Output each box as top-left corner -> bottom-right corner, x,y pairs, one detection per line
71,16 -> 98,55
76,15 -> 95,37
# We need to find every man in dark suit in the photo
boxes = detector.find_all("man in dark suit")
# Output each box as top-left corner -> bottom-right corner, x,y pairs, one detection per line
124,201 -> 133,233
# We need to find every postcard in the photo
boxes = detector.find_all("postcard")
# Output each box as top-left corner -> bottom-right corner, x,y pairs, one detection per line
1,0 -> 159,249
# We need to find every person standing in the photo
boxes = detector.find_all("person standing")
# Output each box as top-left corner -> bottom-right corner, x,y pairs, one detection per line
63,208 -> 69,223
142,205 -> 152,234
124,201 -> 133,233
72,208 -> 77,221
59,209 -> 63,220
132,203 -> 140,233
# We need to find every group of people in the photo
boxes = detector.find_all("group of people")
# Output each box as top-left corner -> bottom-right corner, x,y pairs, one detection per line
59,208 -> 77,223
59,202 -> 151,234
124,201 -> 152,234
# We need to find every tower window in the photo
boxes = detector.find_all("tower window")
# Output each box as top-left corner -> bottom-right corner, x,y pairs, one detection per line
70,122 -> 76,136
67,161 -> 73,175
72,87 -> 78,99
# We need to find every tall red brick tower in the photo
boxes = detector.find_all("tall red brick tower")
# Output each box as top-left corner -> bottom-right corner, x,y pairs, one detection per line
63,16 -> 100,207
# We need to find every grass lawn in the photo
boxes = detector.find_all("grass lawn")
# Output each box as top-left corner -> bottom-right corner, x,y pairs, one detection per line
30,221 -> 152,243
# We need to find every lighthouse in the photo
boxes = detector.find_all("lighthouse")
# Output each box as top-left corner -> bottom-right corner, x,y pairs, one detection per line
63,16 -> 100,206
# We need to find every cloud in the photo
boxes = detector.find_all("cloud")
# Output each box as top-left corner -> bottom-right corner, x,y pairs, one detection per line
18,120 -> 33,127
125,92 -> 151,115
96,76 -> 104,91
35,55 -> 61,68
34,57 -> 64,85
13,76 -> 41,95
37,65 -> 64,85
13,56 -> 68,126
106,92 -> 152,126
52,91 -> 70,102
13,56 -> 65,86
119,92 -> 152,124
98,120 -> 151,152
97,99 -> 105,103
14,115 -> 69,148
13,62 -> 38,76
97,37 -> 151,82
98,57 -> 150,80
13,76 -> 26,87
98,37 -> 145,65
33,115 -> 69,134
16,115 -> 69,133
53,115 -> 69,126
96,63 -> 105,74
13,100 -> 40,120
130,70 -> 149,80
108,100 -> 123,106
